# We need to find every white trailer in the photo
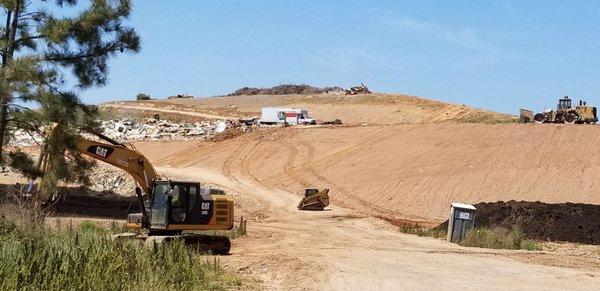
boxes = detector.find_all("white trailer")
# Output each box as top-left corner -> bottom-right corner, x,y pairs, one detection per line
260,107 -> 315,125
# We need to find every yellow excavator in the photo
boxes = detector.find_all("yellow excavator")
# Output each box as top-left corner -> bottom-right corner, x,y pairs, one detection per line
40,127 -> 234,254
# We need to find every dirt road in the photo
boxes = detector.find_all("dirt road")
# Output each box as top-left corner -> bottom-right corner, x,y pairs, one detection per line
155,164 -> 600,290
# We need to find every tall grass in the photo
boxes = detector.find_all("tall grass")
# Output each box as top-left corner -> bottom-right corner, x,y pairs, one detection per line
398,224 -> 446,239
0,219 -> 242,290
459,226 -> 542,251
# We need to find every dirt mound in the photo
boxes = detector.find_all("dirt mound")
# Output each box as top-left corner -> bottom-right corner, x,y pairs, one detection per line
473,201 -> 600,244
55,187 -> 141,219
227,84 -> 343,96
151,93 -> 515,125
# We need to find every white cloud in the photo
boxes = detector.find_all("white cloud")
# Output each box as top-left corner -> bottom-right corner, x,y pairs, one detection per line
382,15 -> 515,64
309,47 -> 404,72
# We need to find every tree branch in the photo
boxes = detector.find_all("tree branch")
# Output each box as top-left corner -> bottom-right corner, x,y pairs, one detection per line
7,103 -> 36,112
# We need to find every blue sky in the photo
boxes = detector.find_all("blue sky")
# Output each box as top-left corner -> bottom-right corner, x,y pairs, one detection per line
78,0 -> 600,114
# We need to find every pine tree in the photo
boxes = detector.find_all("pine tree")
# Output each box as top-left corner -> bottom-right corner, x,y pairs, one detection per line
0,0 -> 140,201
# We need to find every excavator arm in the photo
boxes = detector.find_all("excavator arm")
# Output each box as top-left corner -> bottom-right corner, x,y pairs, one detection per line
72,136 -> 158,197
38,125 -> 158,225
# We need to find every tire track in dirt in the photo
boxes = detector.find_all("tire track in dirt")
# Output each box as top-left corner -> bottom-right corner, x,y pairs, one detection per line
222,143 -> 242,184
240,139 -> 272,189
295,126 -> 434,223
278,138 -> 311,188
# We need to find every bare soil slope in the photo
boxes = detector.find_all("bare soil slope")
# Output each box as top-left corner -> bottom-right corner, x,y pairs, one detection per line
126,140 -> 600,289
105,92 -> 515,125
139,123 -> 600,223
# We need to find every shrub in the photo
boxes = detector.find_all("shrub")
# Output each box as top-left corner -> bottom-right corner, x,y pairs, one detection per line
0,219 -> 242,290
459,226 -> 542,250
398,224 -> 446,239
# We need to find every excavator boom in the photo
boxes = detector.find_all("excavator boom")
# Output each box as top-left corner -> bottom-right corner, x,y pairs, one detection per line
73,137 -> 157,197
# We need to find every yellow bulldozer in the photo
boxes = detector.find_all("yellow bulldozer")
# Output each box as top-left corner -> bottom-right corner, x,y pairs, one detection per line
298,188 -> 330,210
532,96 -> 597,124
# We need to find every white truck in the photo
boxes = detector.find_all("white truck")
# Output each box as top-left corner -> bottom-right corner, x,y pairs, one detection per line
260,107 -> 315,125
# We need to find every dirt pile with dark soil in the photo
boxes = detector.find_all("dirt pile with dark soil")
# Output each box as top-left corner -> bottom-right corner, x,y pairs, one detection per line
54,187 -> 141,219
227,84 -> 343,96
473,201 -> 600,244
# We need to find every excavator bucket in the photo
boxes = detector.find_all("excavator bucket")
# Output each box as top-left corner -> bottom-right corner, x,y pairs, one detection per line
298,189 -> 330,210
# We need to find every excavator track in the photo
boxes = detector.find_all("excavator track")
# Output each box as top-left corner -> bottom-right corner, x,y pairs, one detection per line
113,233 -> 231,255
145,234 -> 231,255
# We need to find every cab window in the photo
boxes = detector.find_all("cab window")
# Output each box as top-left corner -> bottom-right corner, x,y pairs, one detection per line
171,185 -> 181,206
188,186 -> 199,213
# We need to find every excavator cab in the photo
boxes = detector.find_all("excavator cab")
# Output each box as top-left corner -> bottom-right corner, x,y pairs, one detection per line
144,180 -> 234,232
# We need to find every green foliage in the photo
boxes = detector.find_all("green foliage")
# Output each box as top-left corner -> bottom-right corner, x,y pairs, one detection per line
398,224 -> 446,239
459,226 -> 542,251
521,239 -> 543,251
7,151 -> 42,178
0,219 -> 243,290
77,220 -> 105,233
200,224 -> 248,240
0,0 -> 141,201
136,92 -> 151,100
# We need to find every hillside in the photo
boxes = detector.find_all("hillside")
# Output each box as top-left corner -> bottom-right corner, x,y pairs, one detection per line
134,123 -> 600,222
103,92 -> 516,125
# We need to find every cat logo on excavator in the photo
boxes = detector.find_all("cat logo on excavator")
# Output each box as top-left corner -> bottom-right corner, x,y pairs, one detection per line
298,189 -> 330,210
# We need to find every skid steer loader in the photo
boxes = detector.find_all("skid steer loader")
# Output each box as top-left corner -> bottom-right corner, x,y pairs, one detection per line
298,189 -> 330,210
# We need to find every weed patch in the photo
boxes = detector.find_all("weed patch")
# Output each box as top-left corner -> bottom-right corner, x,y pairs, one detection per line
398,224 -> 446,239
460,226 -> 542,250
0,219 -> 243,290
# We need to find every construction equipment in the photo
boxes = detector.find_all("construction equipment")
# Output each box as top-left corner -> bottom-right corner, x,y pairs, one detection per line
298,188 -> 330,210
533,96 -> 598,124
40,126 -> 234,254
345,83 -> 372,95
519,108 -> 534,123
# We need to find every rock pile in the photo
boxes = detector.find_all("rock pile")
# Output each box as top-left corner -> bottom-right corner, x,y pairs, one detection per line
167,94 -> 193,99
99,118 -> 231,141
9,129 -> 44,147
8,118 -> 238,147
88,165 -> 136,195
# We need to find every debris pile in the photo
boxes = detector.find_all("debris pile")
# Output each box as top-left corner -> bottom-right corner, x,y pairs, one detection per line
87,166 -> 136,195
99,118 -> 231,141
9,129 -> 44,147
519,108 -> 534,123
9,118 -> 240,147
227,84 -> 343,96
321,119 -> 343,125
473,200 -> 600,244
167,94 -> 193,99
345,83 -> 371,95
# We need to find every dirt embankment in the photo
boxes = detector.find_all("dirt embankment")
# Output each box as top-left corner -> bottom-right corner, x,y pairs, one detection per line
129,131 -> 600,289
137,123 -> 600,224
474,201 -> 600,244
105,92 -> 516,125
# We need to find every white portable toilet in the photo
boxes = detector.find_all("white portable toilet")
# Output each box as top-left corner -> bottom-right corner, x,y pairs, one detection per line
447,203 -> 477,243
